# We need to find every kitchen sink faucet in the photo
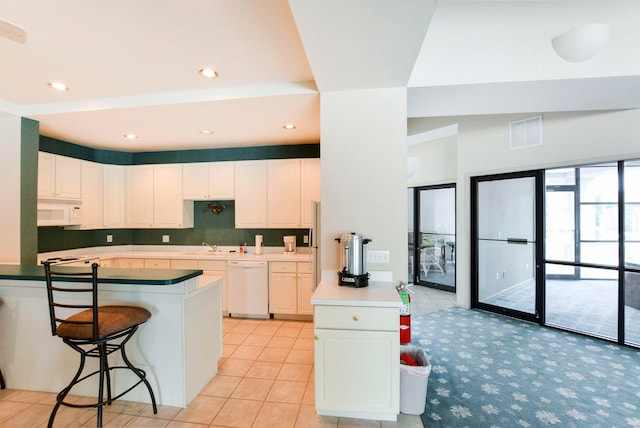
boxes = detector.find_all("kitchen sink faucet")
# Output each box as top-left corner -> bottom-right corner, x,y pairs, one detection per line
202,241 -> 217,252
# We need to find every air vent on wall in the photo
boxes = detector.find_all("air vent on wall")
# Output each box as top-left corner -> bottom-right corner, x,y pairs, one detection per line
509,116 -> 542,150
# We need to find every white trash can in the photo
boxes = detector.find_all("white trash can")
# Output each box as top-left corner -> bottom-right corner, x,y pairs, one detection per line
399,344 -> 431,415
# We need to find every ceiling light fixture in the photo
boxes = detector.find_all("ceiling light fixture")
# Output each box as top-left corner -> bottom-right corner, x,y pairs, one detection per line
47,81 -> 69,91
198,68 -> 219,79
199,129 -> 213,135
552,22 -> 610,63
123,133 -> 138,140
282,124 -> 296,130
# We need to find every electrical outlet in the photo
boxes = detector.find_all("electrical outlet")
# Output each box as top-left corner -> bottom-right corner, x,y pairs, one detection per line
367,250 -> 390,264
162,235 -> 170,243
303,235 -> 309,244
106,234 -> 113,243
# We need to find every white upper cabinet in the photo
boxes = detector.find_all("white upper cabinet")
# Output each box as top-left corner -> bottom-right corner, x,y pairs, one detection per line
268,159 -> 301,228
182,161 -> 235,200
155,164 -> 193,228
235,160 -> 268,228
79,161 -> 103,229
102,164 -> 126,228
126,164 -> 193,229
37,152 -> 82,200
234,158 -> 320,229
301,158 -> 321,228
126,165 -> 154,228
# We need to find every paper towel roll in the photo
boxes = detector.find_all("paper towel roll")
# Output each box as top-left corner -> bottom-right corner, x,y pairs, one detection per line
255,234 -> 263,254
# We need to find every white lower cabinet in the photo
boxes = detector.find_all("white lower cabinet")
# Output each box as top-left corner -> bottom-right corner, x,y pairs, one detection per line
297,262 -> 314,315
313,305 -> 399,421
270,261 -> 313,316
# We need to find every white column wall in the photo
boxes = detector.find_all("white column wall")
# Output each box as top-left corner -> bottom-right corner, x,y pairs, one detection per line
320,88 -> 408,282
0,116 -> 22,263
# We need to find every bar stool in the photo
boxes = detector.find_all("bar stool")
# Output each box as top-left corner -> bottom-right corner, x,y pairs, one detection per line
43,262 -> 157,427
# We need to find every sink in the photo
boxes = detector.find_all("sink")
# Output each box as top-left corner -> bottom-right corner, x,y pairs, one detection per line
182,251 -> 236,257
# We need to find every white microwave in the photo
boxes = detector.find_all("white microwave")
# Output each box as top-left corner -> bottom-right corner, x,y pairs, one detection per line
37,203 -> 83,226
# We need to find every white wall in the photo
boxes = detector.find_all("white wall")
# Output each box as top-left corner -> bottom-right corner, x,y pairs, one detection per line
0,116 -> 22,263
410,109 -> 640,307
320,88 -> 408,281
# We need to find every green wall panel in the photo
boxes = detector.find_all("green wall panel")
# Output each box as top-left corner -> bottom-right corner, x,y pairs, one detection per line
38,201 -> 310,253
21,118 -> 39,264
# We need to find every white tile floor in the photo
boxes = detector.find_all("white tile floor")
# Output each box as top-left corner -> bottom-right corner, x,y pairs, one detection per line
0,286 -> 455,427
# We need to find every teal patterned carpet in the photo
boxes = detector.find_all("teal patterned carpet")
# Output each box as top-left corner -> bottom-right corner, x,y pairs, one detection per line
411,307 -> 640,427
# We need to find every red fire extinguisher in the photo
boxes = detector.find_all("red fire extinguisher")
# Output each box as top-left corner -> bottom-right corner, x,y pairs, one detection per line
397,282 -> 412,344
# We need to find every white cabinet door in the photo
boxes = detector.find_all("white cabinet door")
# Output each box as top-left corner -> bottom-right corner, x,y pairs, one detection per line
235,160 -> 267,228
80,160 -> 103,229
102,165 -> 126,228
314,328 -> 399,417
208,161 -> 235,199
37,152 -> 56,198
182,163 -> 209,199
297,262 -> 314,315
154,164 -> 193,228
301,158 -> 321,228
267,159 -> 301,228
269,272 -> 297,314
55,155 -> 82,199
37,152 -> 82,199
126,165 -> 154,228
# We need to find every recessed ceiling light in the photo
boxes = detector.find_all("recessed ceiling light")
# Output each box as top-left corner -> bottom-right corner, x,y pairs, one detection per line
47,81 -> 69,91
199,129 -> 214,135
123,133 -> 138,140
282,124 -> 296,130
198,68 -> 219,79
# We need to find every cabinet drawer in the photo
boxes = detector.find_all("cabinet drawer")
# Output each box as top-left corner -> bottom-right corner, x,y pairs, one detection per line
171,259 -> 199,269
297,262 -> 312,274
144,258 -> 171,269
271,261 -> 297,273
198,260 -> 226,270
314,305 -> 398,332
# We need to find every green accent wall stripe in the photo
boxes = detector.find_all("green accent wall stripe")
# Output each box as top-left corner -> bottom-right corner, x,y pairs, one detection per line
40,136 -> 320,165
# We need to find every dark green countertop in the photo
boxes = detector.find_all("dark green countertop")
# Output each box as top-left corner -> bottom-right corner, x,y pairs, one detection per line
0,264 -> 203,285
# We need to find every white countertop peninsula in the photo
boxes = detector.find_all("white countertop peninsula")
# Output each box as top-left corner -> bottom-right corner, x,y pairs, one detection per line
0,267 -> 222,408
311,280 -> 401,421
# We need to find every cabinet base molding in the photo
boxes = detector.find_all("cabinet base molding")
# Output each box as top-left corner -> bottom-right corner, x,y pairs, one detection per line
316,409 -> 397,422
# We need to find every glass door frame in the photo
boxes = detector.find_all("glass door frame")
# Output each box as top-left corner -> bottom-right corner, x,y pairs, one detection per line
410,183 -> 456,292
470,170 -> 545,324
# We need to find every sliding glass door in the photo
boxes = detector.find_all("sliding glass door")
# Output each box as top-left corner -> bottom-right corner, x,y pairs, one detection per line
472,172 -> 541,321
545,163 -> 620,340
409,185 -> 456,291
472,160 -> 640,347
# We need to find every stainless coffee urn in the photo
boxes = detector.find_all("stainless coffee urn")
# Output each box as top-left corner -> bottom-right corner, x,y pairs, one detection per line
336,232 -> 371,287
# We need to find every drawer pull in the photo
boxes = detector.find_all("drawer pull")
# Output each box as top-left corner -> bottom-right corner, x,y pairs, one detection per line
352,315 -> 359,321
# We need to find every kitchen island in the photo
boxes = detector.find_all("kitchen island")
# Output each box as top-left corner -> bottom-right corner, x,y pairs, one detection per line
311,280 -> 402,421
0,264 -> 222,408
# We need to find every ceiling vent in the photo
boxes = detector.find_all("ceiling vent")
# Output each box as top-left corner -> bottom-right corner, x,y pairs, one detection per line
509,116 -> 542,150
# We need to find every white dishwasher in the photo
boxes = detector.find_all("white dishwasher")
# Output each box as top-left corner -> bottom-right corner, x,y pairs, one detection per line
227,260 -> 269,318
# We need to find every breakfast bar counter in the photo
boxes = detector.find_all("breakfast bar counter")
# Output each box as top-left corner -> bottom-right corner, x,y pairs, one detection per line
0,264 -> 222,408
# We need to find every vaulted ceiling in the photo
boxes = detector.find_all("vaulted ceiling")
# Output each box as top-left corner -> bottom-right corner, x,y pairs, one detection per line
1,0 -> 638,152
